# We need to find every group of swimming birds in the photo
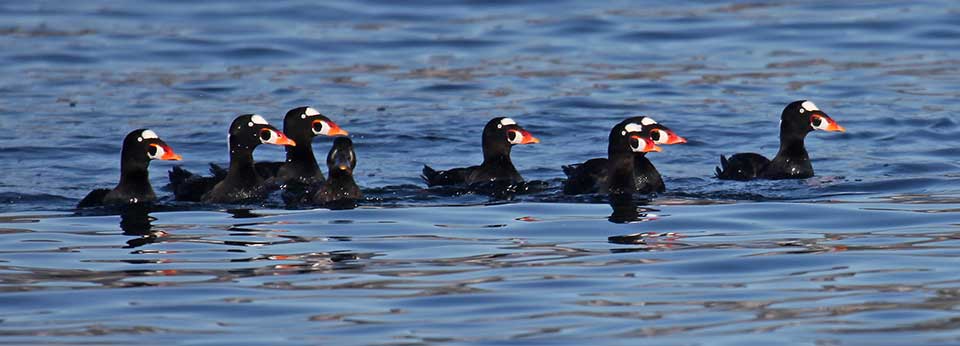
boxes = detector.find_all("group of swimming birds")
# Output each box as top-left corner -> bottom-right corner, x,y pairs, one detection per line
77,100 -> 845,209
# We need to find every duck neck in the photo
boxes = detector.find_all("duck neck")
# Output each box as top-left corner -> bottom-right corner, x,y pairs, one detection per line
117,155 -> 153,196
285,136 -> 319,174
227,147 -> 262,186
775,130 -> 810,161
328,168 -> 357,188
631,152 -> 648,163
607,150 -> 636,194
481,141 -> 516,172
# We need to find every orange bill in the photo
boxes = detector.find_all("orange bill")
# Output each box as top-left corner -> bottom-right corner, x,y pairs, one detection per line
665,129 -> 687,144
316,119 -> 349,136
159,144 -> 182,161
151,143 -> 182,161
519,129 -> 540,144
268,129 -> 297,146
632,135 -> 662,153
815,114 -> 846,132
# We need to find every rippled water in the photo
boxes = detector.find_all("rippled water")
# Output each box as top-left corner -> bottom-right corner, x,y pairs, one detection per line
2,1 -> 960,344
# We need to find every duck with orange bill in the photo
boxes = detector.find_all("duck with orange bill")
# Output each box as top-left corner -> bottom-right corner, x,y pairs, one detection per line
244,106 -> 349,187
169,114 -> 295,204
563,116 -> 686,195
78,129 -> 182,208
562,119 -> 666,196
421,117 -> 540,188
716,100 -> 845,181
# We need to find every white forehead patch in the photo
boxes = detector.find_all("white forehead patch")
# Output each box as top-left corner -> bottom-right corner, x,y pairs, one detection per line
624,123 -> 644,133
141,130 -> 158,139
304,107 -> 320,116
250,114 -> 269,125
500,118 -> 517,126
640,118 -> 658,126
801,101 -> 819,112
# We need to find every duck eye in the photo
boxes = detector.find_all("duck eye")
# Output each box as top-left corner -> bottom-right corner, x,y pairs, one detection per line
811,116 -> 823,128
260,129 -> 272,142
147,144 -> 158,157
312,120 -> 326,135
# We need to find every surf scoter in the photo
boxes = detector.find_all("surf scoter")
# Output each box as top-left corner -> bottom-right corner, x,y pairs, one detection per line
421,117 -> 539,187
78,129 -> 182,208
249,106 -> 348,186
562,116 -> 684,195
169,114 -> 295,203
715,100 -> 845,180
561,119 -> 664,195
312,137 -> 362,206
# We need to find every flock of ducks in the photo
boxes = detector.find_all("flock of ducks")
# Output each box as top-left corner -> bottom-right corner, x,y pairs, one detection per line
78,100 -> 845,209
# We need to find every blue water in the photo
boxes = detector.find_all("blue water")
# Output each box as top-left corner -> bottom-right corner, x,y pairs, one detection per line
2,1 -> 960,345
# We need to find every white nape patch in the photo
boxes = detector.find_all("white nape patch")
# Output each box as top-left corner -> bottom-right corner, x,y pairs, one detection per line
500,118 -> 517,126
624,123 -> 644,133
801,101 -> 819,112
141,130 -> 159,140
640,118 -> 658,126
250,114 -> 269,125
305,107 -> 320,116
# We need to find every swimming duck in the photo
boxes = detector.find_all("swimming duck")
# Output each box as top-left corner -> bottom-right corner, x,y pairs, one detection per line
715,100 -> 845,180
78,129 -> 181,208
562,119 -> 663,195
562,116 -> 684,195
254,106 -> 348,186
421,117 -> 539,187
312,137 -> 362,205
169,114 -> 295,203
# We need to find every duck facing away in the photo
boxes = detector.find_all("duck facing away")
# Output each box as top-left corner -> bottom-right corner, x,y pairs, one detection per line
422,117 -> 539,187
78,129 -> 182,208
716,100 -> 845,181
562,119 -> 664,196
169,114 -> 295,204
312,137 -> 362,206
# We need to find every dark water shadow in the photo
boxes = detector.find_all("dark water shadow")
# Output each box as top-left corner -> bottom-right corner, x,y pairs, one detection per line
606,194 -> 657,224
118,206 -> 162,248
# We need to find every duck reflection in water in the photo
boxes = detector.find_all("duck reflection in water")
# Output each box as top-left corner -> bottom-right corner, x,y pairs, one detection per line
607,194 -> 685,250
607,194 -> 658,224
226,208 -> 258,218
119,206 -> 165,248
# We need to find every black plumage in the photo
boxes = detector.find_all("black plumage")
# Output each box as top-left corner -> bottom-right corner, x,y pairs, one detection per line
422,117 -> 539,187
563,116 -> 684,195
312,137 -> 362,206
169,114 -> 295,204
78,129 -> 181,208
716,100 -> 845,180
